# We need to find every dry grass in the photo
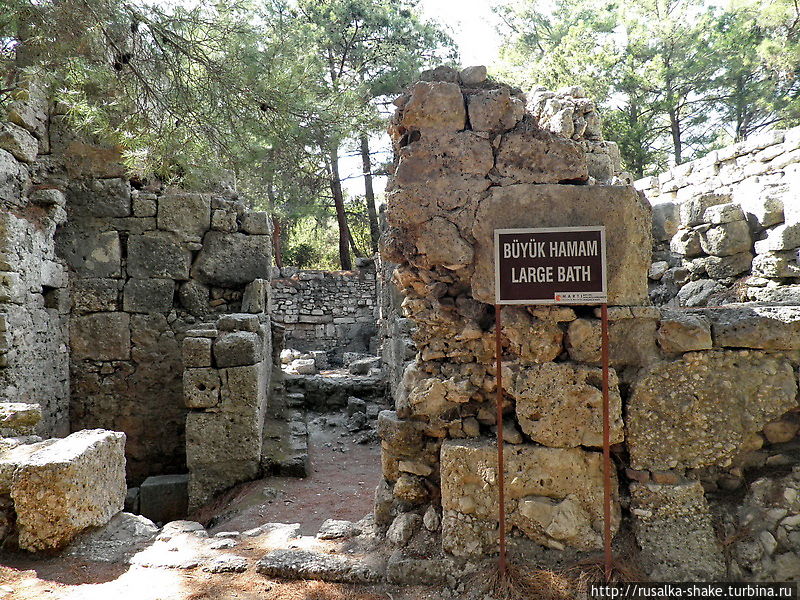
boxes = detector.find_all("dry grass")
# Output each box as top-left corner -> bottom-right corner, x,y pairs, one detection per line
264,580 -> 385,600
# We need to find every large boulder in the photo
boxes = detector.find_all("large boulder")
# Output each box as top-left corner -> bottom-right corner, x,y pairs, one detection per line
471,184 -> 651,305
191,231 -> 272,287
11,429 -> 127,551
627,350 -> 797,470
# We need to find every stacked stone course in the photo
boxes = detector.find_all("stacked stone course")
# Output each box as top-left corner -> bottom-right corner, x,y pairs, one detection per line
271,264 -> 378,361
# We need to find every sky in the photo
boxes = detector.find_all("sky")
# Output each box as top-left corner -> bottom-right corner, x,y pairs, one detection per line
338,0 -> 502,199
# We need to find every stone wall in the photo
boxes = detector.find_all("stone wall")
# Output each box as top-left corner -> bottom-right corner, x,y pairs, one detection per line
0,83 -> 70,437
636,127 -> 800,306
271,265 -> 378,362
377,66 -> 800,582
182,312 -> 272,510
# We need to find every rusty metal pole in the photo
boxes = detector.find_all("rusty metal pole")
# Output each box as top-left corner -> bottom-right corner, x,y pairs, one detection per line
600,303 -> 612,582
495,304 -> 507,577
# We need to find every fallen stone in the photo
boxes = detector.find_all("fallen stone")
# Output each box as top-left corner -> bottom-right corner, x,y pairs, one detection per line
0,403 -> 41,436
203,554 -> 249,573
317,519 -> 362,540
387,512 -> 422,546
459,65 -> 488,85
139,474 -> 189,524
255,549 -> 383,583
349,356 -> 381,375
64,512 -> 158,563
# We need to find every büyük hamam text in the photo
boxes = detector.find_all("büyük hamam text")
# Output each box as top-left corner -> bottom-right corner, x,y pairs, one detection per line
503,238 -> 598,283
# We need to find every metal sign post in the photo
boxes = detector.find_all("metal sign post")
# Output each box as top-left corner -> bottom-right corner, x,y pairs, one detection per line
494,226 -> 612,582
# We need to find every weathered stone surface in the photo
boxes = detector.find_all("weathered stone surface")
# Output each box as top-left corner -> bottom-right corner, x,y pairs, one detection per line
139,474 -> 189,524
71,278 -> 121,313
11,429 -> 126,551
242,279 -> 269,313
157,193 -> 210,238
0,122 -> 37,162
401,82 -> 466,132
627,351 -> 797,470
467,88 -> 524,132
670,229 -> 702,257
754,223 -> 800,253
695,252 -> 753,278
651,202 -> 679,242
0,403 -> 41,436
213,331 -> 262,367
739,191 -> 785,229
700,221 -> 751,256
71,312 -> 131,360
122,278 -> 175,313
565,317 -> 660,367
752,251 -> 800,278
509,362 -> 623,448
414,217 -> 473,269
127,232 -> 191,280
387,513 -> 422,546
67,178 -> 131,217
192,232 -> 272,286
317,519 -> 361,540
657,310 -> 712,353
0,440 -> 57,494
631,481 -> 725,581
472,184 -> 651,305
677,279 -> 724,307
496,127 -> 587,184
680,194 -> 730,228
184,368 -> 221,408
703,202 -> 744,224
255,549 -> 383,583
459,65 -> 487,85
440,440 -> 619,553
64,512 -> 158,563
183,336 -> 213,368
57,229 -> 122,277
711,305 -> 800,350
240,211 -> 271,235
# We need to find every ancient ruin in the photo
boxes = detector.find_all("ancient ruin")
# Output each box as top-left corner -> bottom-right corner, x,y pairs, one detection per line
3,63 -> 800,598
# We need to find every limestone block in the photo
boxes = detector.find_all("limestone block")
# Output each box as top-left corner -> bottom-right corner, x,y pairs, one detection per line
627,350 -> 797,470
0,272 -> 23,303
755,223 -> 800,253
30,188 -> 65,207
217,313 -> 260,332
510,362 -> 623,448
502,307 -> 564,363
0,440 -> 57,494
472,184 -> 651,305
183,368 -> 221,408
139,474 -> 188,524
401,82 -> 465,132
71,313 -> 131,361
11,429 -> 126,551
123,278 -> 175,313
178,280 -> 210,316
440,440 -> 619,553
191,232 -> 272,287
565,317 -> 660,367
240,211 -> 271,235
676,279 -> 723,307
679,194 -> 729,227
183,337 -> 213,368
57,229 -> 122,278
67,178 -> 131,218
670,229 -> 702,257
132,196 -> 157,217
71,279 -> 120,313
711,305 -> 800,350
703,203 -> 744,224
467,88 -> 524,132
700,221 -> 751,256
459,65 -> 487,85
0,402 -> 41,435
414,217 -> 473,269
695,252 -> 753,278
242,279 -> 269,313
127,232 -> 191,280
752,251 -> 800,278
738,191 -> 784,229
157,193 -> 210,238
657,310 -> 712,353
211,208 -> 238,232
0,149 -> 27,204
213,331 -> 262,367
377,411 -> 424,459
496,127 -> 587,184
0,122 -> 37,162
749,285 -> 800,303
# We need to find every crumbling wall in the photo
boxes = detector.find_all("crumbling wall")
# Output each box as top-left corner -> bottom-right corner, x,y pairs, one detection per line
182,312 -> 272,510
271,264 -> 378,361
378,66 -> 800,582
0,83 -> 70,437
637,128 -> 800,306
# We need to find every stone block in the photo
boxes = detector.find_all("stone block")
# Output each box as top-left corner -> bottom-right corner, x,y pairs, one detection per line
211,208 -> 238,232
30,188 -> 66,207
471,184 -> 651,305
0,122 -> 37,162
217,313 -> 260,332
240,211 -> 271,235
213,331 -> 262,367
178,280 -> 210,316
191,232 -> 272,287
440,440 -> 619,554
71,278 -> 121,313
700,221 -> 751,256
627,350 -> 797,470
123,278 -> 175,313
11,429 -> 126,551
132,197 -> 157,217
679,194 -> 729,227
127,232 -> 191,280
467,88 -> 524,132
57,229 -> 122,278
496,128 -> 587,184
738,190 -> 784,229
752,251 -> 800,278
565,317 -> 660,367
183,368 -> 221,408
71,312 -> 130,360
183,337 -> 212,368
677,279 -> 724,307
657,310 -> 712,353
67,178 -> 131,217
0,402 -> 41,436
157,192 -> 210,238
711,305 -> 800,350
509,362 -> 623,448
401,82 -> 465,132
695,252 -> 753,278
414,217 -> 473,269
242,279 -> 269,313
703,203 -> 744,224
459,65 -> 487,85
0,272 -> 23,303
670,229 -> 702,257
631,481 -> 725,581
755,223 -> 800,253
139,474 -> 189,524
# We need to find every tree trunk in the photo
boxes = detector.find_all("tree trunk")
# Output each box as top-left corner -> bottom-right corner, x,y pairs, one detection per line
328,145 -> 352,270
272,216 -> 283,269
348,229 -> 365,259
360,134 -> 379,253
669,108 -> 683,165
